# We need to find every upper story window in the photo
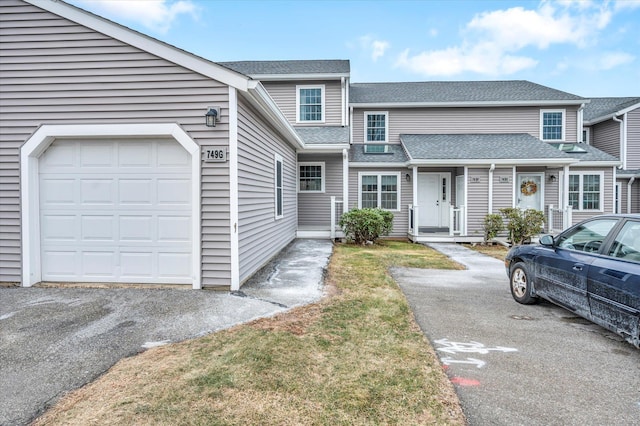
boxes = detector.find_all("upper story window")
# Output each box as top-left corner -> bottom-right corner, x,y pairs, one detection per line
540,109 -> 565,141
296,85 -> 324,123
298,162 -> 324,192
365,111 -> 388,143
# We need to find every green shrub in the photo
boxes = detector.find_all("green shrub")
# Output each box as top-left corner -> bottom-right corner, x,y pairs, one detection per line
499,207 -> 545,245
483,214 -> 504,243
339,208 -> 394,244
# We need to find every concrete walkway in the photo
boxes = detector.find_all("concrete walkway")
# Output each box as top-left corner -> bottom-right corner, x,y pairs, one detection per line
0,239 -> 333,426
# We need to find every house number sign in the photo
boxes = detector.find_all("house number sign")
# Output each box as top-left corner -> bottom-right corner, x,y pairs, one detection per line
203,146 -> 227,162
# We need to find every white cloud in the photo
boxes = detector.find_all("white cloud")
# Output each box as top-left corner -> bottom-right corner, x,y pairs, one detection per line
358,35 -> 390,62
75,0 -> 198,34
394,1 -> 620,77
593,51 -> 635,70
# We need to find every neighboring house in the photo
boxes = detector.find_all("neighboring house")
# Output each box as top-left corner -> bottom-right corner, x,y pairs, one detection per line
0,0 -> 622,290
583,97 -> 640,215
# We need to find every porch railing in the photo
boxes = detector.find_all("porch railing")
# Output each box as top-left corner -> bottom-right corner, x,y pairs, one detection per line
408,204 -> 465,237
547,204 -> 572,234
449,205 -> 465,236
330,196 -> 344,239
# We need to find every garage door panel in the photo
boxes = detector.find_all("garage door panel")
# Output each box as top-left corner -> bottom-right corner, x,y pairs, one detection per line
40,179 -> 75,205
158,253 -> 191,278
81,216 -> 115,241
42,251 -> 78,278
119,215 -> 153,241
157,179 -> 190,205
119,143 -> 152,168
81,252 -> 115,277
119,179 -> 153,205
158,216 -> 190,241
39,139 -> 193,285
80,143 -> 114,168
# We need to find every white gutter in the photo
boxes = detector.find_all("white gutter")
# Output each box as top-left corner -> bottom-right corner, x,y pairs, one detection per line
245,73 -> 349,81
350,99 -> 587,108
583,101 -> 640,126
488,163 -> 495,214
628,176 -> 636,214
612,114 -> 627,170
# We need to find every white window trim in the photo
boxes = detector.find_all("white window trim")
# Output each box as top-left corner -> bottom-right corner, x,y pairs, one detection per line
568,170 -> 604,212
540,109 -> 566,142
364,111 -> 389,143
357,171 -> 401,211
275,153 -> 284,219
298,161 -> 325,193
296,84 -> 325,123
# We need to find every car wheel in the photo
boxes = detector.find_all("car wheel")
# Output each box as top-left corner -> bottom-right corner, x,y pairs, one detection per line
510,262 -> 538,305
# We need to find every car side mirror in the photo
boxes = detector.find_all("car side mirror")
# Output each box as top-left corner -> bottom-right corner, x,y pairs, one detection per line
539,235 -> 555,247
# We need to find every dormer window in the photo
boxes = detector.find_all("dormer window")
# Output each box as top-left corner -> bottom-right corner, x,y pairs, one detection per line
365,111 -> 388,143
540,109 -> 565,141
297,85 -> 324,123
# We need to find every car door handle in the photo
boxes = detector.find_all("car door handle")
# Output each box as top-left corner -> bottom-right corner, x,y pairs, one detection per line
572,264 -> 584,271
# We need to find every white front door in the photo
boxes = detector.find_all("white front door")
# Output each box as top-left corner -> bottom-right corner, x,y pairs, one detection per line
516,173 -> 544,211
418,173 -> 451,228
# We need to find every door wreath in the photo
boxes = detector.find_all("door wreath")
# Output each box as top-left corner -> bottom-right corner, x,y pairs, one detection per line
520,180 -> 538,196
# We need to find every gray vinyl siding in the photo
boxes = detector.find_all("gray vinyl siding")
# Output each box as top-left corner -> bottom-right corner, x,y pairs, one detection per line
352,106 -> 580,144
261,80 -> 343,126
590,119 -> 620,160
626,108 -> 640,170
347,167 -> 410,237
492,168 -> 515,213
632,180 -> 640,214
297,153 -> 343,226
466,168 -> 490,236
237,98 -> 297,284
0,0 -> 231,285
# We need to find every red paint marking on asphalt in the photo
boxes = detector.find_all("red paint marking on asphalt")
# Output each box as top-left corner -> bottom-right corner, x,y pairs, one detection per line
450,377 -> 481,387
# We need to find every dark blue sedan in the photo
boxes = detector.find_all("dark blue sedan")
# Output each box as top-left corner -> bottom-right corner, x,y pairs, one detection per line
505,214 -> 640,348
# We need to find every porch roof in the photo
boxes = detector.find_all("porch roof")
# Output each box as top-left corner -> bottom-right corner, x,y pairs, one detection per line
400,133 -> 574,164
349,143 -> 409,163
295,126 -> 350,144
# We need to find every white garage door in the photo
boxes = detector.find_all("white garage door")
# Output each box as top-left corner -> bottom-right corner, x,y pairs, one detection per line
38,138 -> 193,284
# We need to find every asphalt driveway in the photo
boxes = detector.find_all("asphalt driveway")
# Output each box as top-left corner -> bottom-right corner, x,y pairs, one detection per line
0,239 -> 332,426
392,243 -> 640,426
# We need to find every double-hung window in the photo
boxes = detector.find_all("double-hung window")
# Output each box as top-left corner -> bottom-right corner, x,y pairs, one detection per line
297,85 -> 324,123
298,162 -> 324,192
568,172 -> 603,211
358,172 -> 400,211
275,154 -> 283,219
540,109 -> 565,141
365,111 -> 388,143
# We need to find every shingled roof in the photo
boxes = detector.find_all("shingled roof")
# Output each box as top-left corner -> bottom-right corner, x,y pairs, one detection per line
294,126 -> 350,145
218,60 -> 350,77
350,81 -> 585,105
583,97 -> 640,123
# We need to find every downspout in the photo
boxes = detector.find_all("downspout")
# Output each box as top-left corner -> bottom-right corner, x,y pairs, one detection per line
342,149 -> 349,212
349,106 -> 353,144
577,103 -> 585,143
341,77 -> 346,127
488,163 -> 495,213
628,176 -> 635,214
612,114 -> 626,169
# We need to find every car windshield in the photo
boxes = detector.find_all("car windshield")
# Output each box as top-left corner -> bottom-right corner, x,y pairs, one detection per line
556,218 -> 618,253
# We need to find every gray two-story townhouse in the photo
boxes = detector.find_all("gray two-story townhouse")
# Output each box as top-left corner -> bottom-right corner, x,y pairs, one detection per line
0,0 -> 306,290
218,60 -> 351,239
583,97 -> 640,214
348,81 -> 620,241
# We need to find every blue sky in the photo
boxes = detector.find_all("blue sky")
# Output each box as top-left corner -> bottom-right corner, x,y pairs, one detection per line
68,0 -> 640,97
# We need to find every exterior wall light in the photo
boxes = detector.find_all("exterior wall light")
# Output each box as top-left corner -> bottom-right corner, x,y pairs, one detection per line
548,174 -> 557,183
205,107 -> 219,127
